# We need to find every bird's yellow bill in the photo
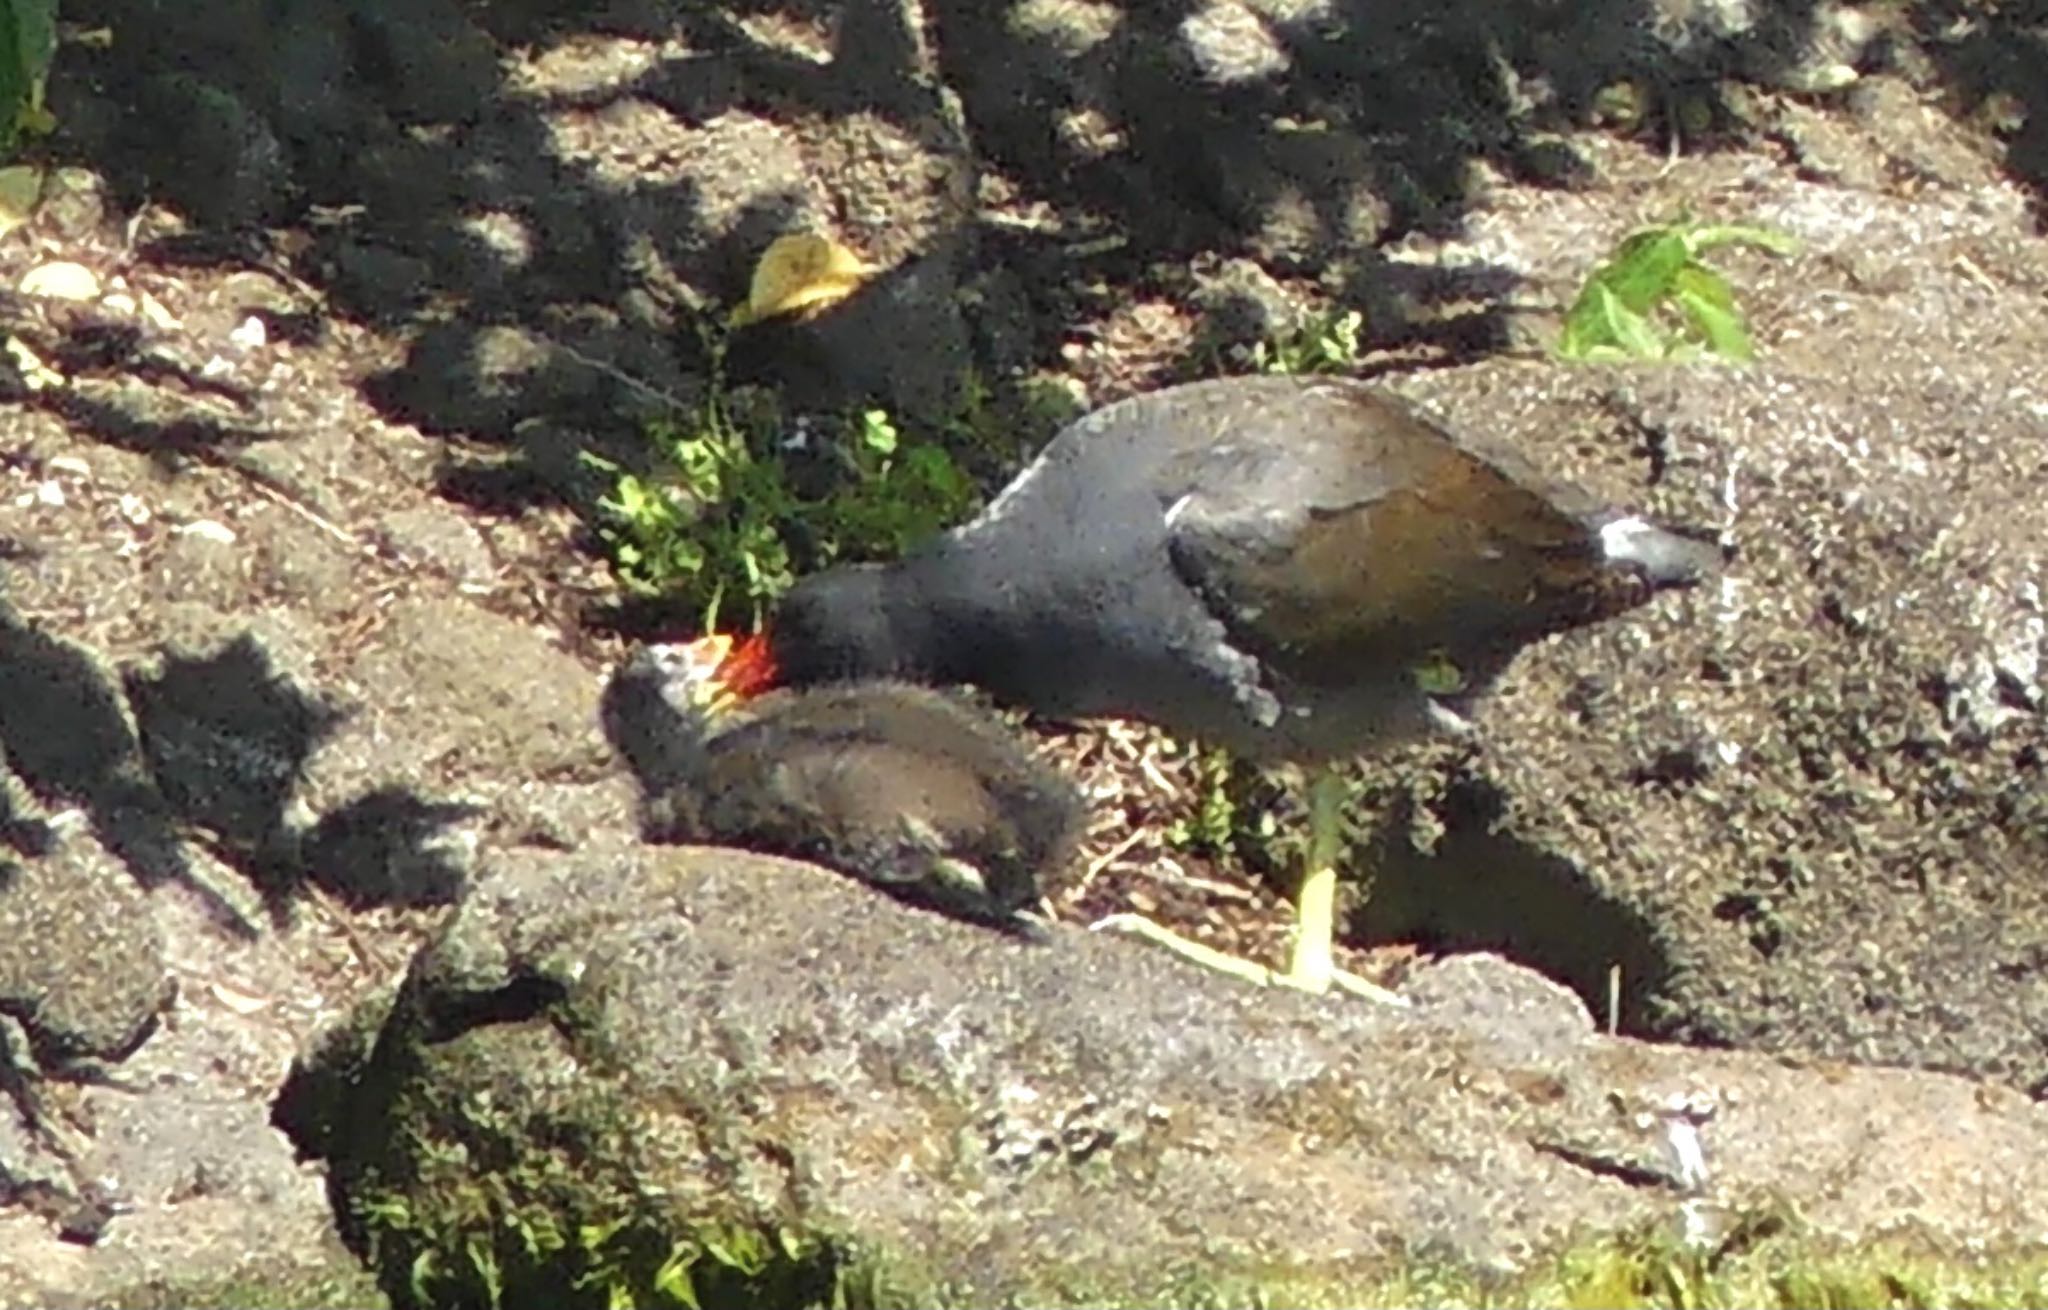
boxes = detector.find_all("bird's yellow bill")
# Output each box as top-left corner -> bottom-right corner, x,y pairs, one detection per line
674,633 -> 743,716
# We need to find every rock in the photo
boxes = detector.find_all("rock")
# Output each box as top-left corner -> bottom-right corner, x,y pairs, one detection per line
1178,1 -> 1290,87
127,75 -> 291,230
0,812 -> 169,1066
371,509 -> 498,588
0,755 -> 172,1261
0,858 -> 394,1309
296,843 -> 2048,1307
1383,279 -> 2048,1091
306,597 -> 610,796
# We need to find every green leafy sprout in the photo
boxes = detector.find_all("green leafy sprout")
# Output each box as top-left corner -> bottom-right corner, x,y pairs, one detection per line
0,0 -> 57,156
1250,307 -> 1365,376
1556,218 -> 1799,363
583,335 -> 982,632
1166,747 -> 1241,857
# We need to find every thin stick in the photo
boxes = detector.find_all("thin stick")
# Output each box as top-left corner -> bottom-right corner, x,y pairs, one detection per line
1073,827 -> 1148,897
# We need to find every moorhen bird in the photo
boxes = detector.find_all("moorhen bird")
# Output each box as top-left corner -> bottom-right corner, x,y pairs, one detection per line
685,375 -> 1720,998
604,647 -> 1083,930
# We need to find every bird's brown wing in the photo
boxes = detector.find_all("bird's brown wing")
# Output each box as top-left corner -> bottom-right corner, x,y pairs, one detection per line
1162,388 -> 1606,678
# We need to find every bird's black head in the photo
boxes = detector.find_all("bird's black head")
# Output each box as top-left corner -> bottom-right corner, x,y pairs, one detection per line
773,566 -> 924,687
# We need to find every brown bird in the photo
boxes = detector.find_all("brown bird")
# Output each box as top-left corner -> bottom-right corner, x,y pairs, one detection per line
683,375 -> 1719,997
606,646 -> 1082,930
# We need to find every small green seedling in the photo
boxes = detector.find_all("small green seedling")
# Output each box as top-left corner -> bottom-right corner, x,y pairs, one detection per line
1251,308 -> 1365,377
0,0 -> 56,156
584,336 -> 979,631
1556,219 -> 1799,363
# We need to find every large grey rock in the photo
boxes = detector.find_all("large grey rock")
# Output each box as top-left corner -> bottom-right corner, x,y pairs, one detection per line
299,843 -> 2048,1307
1364,138 -> 2048,1092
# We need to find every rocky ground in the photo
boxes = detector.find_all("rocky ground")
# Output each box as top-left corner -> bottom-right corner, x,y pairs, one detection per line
1,0 -> 2046,1304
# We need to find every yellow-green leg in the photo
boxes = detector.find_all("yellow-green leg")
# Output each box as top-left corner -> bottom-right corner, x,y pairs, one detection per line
1284,765 -> 1346,990
1092,764 -> 1405,1005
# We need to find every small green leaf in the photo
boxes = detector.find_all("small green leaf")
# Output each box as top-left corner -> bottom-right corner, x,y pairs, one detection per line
0,162 -> 37,234
1593,227 -> 1694,312
0,0 -> 58,154
654,1243 -> 702,1309
1413,652 -> 1467,696
1671,265 -> 1755,360
858,408 -> 898,454
1557,217 -> 1792,364
408,1249 -> 439,1305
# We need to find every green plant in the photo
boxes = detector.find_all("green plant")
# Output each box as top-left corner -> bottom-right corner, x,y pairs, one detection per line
826,407 -> 978,564
1250,308 -> 1365,376
1167,748 -> 1241,857
583,379 -> 797,631
1556,219 -> 1798,363
584,335 -> 980,631
0,0 -> 56,156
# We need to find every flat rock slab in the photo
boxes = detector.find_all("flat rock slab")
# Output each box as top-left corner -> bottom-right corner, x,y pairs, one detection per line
0,825 -> 167,1066
315,843 -> 2048,1305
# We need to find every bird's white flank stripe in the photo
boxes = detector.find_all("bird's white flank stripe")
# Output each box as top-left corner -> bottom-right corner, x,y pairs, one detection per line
1597,515 -> 1656,562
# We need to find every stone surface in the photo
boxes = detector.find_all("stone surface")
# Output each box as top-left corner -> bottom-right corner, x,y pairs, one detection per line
304,843 -> 2048,1306
1366,146 -> 2048,1094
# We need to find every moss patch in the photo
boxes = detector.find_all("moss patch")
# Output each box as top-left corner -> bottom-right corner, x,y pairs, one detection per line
103,1258 -> 391,1310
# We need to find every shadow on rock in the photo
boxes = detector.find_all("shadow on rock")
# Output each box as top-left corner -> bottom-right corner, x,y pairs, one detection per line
119,636 -> 472,918
300,788 -> 477,913
124,634 -> 348,868
1910,0 -> 2048,217
120,635 -> 477,922
1,606 -> 480,927
1360,772 -> 1679,1036
44,0 -> 1874,548
0,604 -> 212,916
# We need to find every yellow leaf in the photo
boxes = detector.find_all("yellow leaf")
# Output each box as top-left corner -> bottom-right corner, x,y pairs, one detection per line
729,232 -> 872,327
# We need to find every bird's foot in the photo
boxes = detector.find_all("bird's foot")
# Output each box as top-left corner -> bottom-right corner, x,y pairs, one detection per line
1088,913 -> 1409,1006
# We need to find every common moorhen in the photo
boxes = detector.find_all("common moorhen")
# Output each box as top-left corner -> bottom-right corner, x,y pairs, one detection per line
605,647 -> 1083,929
688,375 -> 1720,997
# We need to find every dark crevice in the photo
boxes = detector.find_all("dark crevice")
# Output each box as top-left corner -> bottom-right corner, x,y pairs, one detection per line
417,973 -> 572,1046
1358,774 -> 1679,1036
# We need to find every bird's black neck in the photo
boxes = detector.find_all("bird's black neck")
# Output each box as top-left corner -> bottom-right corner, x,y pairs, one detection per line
769,550 -> 991,689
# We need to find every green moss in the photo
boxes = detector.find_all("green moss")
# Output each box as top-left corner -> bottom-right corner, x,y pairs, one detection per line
976,1220 -> 2048,1310
104,1258 -> 391,1310
305,970 -> 912,1310
334,1001 -> 2048,1310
